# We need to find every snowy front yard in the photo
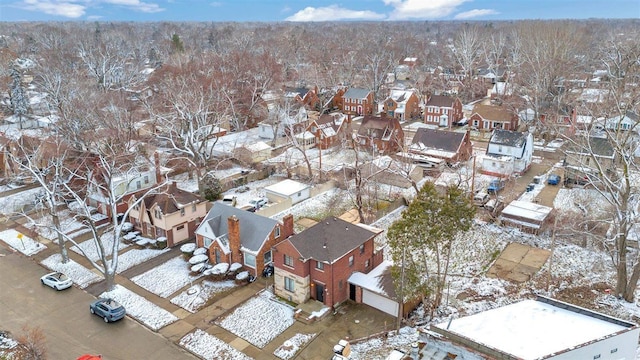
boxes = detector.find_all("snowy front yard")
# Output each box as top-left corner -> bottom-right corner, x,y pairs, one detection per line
40,253 -> 102,289
100,285 -> 179,331
170,280 -> 237,313
70,231 -> 130,261
0,229 -> 46,256
216,290 -> 295,348
180,329 -> 252,360
131,256 -> 202,298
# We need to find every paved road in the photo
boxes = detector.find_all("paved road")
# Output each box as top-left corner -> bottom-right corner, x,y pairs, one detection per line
0,245 -> 197,360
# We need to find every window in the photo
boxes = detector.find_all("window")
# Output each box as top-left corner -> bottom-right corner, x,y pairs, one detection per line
263,250 -> 272,264
610,348 -> 618,354
155,228 -> 165,237
365,260 -> 370,268
154,209 -> 162,219
297,192 -> 301,196
204,237 -> 213,248
144,176 -> 149,184
244,253 -> 256,268
315,261 -> 324,270
284,254 -> 294,267
359,244 -> 365,254
274,226 -> 281,238
348,255 -> 354,267
473,120 -> 479,127
284,277 -> 295,292
498,145 -> 502,153
339,280 -> 343,289
176,224 -> 185,231
593,355 -> 600,359
192,204 -> 197,212
180,208 -> 185,216
136,180 -> 141,189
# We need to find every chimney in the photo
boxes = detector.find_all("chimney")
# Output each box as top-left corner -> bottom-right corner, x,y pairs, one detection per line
154,152 -> 162,184
227,215 -> 241,264
282,214 -> 294,239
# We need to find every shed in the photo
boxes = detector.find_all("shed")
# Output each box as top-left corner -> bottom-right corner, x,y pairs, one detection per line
264,179 -> 310,205
233,141 -> 272,164
500,200 -> 553,234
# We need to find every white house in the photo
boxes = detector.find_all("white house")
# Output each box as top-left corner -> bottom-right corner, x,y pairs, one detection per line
258,106 -> 308,140
603,112 -> 639,132
264,179 -> 310,205
429,296 -> 639,360
481,129 -> 533,178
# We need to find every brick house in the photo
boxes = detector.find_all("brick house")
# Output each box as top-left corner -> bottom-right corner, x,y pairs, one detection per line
539,105 -> 577,138
469,104 -> 519,131
342,88 -> 375,116
423,94 -> 463,128
285,86 -> 321,110
305,113 -> 351,149
382,89 -> 420,121
127,182 -> 207,247
408,128 -> 473,164
194,203 -> 295,277
356,115 -> 405,154
272,217 -> 383,308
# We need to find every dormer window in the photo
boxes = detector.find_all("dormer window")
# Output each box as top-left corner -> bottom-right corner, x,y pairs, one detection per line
275,226 -> 281,238
154,209 -> 162,219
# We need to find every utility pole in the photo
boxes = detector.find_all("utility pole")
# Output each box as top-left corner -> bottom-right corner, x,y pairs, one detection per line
396,245 -> 406,330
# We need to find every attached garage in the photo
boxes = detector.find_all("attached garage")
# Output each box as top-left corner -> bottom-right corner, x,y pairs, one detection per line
362,288 -> 399,317
349,260 -> 408,318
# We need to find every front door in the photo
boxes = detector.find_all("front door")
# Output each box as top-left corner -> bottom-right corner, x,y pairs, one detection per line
315,283 -> 324,302
439,114 -> 448,127
349,283 -> 356,301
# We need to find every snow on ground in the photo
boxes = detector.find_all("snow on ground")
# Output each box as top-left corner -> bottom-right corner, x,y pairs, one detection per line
270,187 -> 352,224
217,290 -> 294,348
273,333 -> 316,360
179,329 -> 252,360
23,209 -> 86,240
170,280 -> 237,313
40,253 -> 102,289
222,177 -> 282,209
0,187 -> 41,215
100,285 -> 178,331
131,256 -> 202,298
349,327 -> 419,360
116,247 -> 170,274
0,229 -> 46,256
70,231 -> 130,261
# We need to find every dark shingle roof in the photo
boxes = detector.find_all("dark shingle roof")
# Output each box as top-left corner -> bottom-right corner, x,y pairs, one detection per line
426,95 -> 455,107
566,137 -> 615,158
200,203 -> 278,252
343,88 -> 372,100
411,128 -> 465,152
287,217 -> 378,263
472,104 -> 513,121
144,182 -> 204,214
489,129 -> 527,147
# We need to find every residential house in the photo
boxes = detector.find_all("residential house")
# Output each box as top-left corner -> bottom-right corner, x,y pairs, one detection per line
305,113 -> 350,149
564,137 -> 615,185
127,182 -> 207,247
481,130 -> 533,178
348,260 -> 420,317
258,105 -> 308,141
327,87 -> 347,112
195,204 -> 295,277
272,217 -> 383,308
359,156 -> 422,189
427,296 -> 638,360
284,86 -> 321,111
408,128 -> 473,164
500,200 -> 553,234
539,105 -> 577,138
342,88 -> 375,116
382,89 -> 420,121
488,81 -> 514,99
603,111 -> 639,133
356,115 -> 405,154
423,95 -> 463,128
470,104 -> 519,131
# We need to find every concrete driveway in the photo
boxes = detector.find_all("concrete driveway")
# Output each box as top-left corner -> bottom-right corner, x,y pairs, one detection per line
0,245 -> 196,360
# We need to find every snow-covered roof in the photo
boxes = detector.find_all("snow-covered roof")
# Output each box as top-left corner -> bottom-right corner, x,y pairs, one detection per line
242,141 -> 271,152
433,297 -> 636,360
348,260 -> 395,298
501,200 -> 552,222
264,179 -> 309,197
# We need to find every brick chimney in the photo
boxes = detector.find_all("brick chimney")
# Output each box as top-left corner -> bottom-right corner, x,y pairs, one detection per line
154,152 -> 162,184
227,215 -> 241,263
282,214 -> 294,239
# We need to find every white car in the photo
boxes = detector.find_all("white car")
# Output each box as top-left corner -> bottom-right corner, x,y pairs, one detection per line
40,272 -> 73,291
248,197 -> 268,210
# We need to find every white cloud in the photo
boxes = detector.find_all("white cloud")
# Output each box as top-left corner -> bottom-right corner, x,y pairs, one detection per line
21,0 -> 86,18
454,8 -> 498,19
286,5 -> 386,22
383,0 -> 469,20
102,0 -> 164,13
210,1 -> 222,7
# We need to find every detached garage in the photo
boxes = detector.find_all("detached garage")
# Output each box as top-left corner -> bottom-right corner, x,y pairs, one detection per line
349,260 -> 417,318
264,179 -> 310,205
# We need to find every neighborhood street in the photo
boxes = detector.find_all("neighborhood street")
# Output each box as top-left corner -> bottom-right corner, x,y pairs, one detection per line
0,244 -> 197,360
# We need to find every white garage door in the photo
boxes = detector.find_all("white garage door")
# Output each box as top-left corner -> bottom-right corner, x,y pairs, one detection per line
362,289 -> 398,317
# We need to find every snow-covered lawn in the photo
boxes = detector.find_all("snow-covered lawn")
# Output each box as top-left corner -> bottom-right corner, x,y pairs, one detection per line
179,329 -> 252,360
273,333 -> 316,360
170,280 -> 237,313
40,253 -> 102,289
0,187 -> 41,215
349,327 -> 419,360
217,290 -> 294,348
100,285 -> 179,331
116,247 -> 170,274
131,256 -> 202,298
70,232 -> 130,261
23,209 -> 86,241
0,229 -> 46,256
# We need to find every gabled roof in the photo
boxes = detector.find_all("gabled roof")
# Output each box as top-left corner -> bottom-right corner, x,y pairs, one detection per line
196,203 -> 278,253
284,217 -> 378,263
472,104 -> 513,121
145,182 -> 204,214
343,88 -> 372,100
388,89 -> 414,104
358,116 -> 400,140
565,137 -> 615,158
489,130 -> 528,148
348,260 -> 397,298
411,128 -> 466,153
426,94 -> 456,107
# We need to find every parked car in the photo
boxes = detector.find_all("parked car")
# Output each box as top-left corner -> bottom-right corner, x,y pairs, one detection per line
473,192 -> 490,206
262,263 -> 274,277
547,174 -> 561,185
221,195 -> 237,206
90,298 -> 126,323
40,272 -> 73,291
487,179 -> 505,194
248,197 -> 268,210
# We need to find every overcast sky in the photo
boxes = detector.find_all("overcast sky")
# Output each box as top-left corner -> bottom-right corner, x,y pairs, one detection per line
1,0 -> 639,22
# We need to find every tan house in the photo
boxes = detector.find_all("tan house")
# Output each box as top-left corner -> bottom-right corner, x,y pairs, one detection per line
469,104 -> 519,131
195,203 -> 295,277
127,182 -> 208,247
382,89 -> 420,121
342,88 -> 375,116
